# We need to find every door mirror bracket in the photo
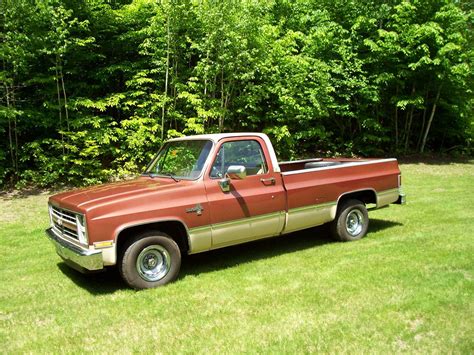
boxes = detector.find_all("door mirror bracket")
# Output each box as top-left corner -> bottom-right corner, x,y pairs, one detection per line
218,178 -> 230,192
218,165 -> 246,192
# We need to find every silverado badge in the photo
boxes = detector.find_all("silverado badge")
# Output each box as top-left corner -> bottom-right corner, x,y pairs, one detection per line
186,203 -> 204,216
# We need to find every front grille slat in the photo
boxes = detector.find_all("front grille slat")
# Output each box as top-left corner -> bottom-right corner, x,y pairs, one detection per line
51,206 -> 76,224
63,228 -> 78,239
49,205 -> 81,242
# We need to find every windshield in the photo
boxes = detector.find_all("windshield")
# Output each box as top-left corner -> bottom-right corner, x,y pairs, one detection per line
144,139 -> 213,180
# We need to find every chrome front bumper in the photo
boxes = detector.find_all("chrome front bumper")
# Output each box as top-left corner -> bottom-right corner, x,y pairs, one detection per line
45,228 -> 104,272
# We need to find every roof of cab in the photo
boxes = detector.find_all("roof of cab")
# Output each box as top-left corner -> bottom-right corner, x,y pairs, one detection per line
167,132 -> 269,143
167,132 -> 281,173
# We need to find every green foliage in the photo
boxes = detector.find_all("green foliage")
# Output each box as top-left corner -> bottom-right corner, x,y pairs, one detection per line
0,0 -> 472,188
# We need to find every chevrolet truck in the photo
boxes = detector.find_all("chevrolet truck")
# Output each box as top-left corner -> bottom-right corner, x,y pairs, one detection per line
45,133 -> 405,289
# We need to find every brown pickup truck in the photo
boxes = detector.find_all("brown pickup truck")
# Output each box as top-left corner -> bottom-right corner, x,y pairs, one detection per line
45,133 -> 405,289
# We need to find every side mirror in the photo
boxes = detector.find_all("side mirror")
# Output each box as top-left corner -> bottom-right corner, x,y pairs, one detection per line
226,165 -> 247,180
218,165 -> 246,192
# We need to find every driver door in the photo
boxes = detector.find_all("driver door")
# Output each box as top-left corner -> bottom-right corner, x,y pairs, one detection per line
204,137 -> 286,248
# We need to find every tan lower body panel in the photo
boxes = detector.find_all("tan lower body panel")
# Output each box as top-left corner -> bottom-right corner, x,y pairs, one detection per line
100,246 -> 116,266
210,211 -> 284,249
377,188 -> 400,207
188,211 -> 284,254
249,211 -> 285,239
187,188 -> 399,254
187,225 -> 213,254
284,201 -> 337,234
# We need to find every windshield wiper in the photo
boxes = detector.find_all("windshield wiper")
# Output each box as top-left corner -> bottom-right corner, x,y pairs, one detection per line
141,171 -> 180,182
141,172 -> 156,178
159,171 -> 181,182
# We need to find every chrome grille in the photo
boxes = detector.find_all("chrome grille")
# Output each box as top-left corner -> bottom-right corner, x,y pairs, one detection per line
49,205 -> 87,244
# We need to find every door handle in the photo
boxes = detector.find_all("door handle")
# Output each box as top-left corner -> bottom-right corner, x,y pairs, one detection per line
260,177 -> 276,185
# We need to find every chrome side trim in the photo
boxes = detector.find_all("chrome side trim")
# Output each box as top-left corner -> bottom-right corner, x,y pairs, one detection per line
288,200 -> 336,213
210,211 -> 281,228
210,218 -> 246,248
281,158 -> 397,176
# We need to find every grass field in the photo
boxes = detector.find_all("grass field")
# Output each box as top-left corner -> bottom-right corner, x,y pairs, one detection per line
1,162 -> 473,353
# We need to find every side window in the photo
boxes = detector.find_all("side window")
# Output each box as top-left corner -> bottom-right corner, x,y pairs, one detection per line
210,140 -> 268,178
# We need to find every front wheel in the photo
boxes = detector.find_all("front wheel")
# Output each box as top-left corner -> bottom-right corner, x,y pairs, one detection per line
330,199 -> 369,242
119,231 -> 181,289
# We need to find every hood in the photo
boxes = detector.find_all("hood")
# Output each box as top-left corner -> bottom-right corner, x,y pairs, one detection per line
49,177 -> 191,212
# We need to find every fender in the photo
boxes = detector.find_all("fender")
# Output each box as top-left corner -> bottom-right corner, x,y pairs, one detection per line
114,217 -> 192,257
333,188 -> 378,219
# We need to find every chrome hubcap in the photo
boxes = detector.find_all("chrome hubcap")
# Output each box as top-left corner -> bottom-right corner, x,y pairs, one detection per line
136,245 -> 171,282
345,209 -> 364,236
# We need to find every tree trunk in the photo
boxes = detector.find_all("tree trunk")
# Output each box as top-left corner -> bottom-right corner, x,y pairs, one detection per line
13,118 -> 18,173
173,56 -> 178,131
161,15 -> 170,141
394,86 -> 399,148
55,64 -> 65,154
204,50 -> 209,96
219,67 -> 224,132
404,107 -> 414,153
420,86 -> 441,153
404,84 -> 416,153
416,90 -> 429,151
5,83 -> 15,173
402,111 -> 409,145
11,89 -> 18,173
59,65 -> 70,132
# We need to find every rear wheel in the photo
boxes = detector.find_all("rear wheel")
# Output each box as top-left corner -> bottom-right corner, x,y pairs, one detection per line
119,231 -> 181,289
330,199 -> 369,241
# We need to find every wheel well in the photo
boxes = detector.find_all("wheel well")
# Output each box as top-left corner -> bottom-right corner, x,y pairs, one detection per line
337,190 -> 376,208
116,221 -> 189,257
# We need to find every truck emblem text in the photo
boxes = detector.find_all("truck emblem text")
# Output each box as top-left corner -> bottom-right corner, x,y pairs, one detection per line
186,203 -> 204,216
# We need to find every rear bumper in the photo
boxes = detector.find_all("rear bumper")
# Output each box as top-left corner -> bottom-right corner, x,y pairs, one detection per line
45,228 -> 104,272
394,192 -> 406,205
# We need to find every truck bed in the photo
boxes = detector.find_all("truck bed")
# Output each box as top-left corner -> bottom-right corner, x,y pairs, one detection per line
279,158 -> 373,173
279,158 -> 401,234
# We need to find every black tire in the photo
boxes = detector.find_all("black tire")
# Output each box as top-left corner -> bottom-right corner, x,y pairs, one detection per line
119,231 -> 181,290
330,199 -> 369,242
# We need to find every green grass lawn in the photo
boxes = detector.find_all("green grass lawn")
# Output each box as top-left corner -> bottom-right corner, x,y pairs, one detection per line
1,162 -> 473,353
